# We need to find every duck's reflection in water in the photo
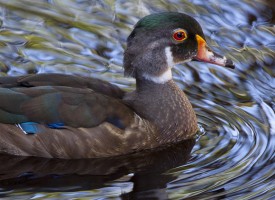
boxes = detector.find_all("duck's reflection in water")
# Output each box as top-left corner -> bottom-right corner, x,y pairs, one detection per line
0,139 -> 195,199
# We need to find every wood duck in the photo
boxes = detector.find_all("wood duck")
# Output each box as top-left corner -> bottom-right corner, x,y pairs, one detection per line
0,12 -> 234,159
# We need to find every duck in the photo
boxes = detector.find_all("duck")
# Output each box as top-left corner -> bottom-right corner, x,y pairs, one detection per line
0,12 -> 234,159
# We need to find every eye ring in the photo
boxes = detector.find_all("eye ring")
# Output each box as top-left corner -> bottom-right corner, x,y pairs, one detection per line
172,29 -> 187,42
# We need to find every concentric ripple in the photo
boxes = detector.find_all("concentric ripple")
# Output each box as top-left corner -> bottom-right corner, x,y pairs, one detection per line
167,101 -> 274,199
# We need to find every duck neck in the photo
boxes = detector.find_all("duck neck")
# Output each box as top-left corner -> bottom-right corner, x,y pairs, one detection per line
125,77 -> 198,142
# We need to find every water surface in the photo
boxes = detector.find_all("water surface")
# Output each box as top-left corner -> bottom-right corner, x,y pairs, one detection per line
0,0 -> 274,199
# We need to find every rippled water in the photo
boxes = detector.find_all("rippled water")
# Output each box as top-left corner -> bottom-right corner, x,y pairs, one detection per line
0,0 -> 274,199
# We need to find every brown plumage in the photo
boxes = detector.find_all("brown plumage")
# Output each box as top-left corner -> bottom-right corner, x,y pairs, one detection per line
0,74 -> 195,158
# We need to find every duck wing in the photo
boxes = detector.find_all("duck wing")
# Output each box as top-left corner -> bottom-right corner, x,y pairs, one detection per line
0,74 -> 133,129
0,73 -> 125,98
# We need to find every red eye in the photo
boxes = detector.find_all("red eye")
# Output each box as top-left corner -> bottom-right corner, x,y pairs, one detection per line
172,29 -> 187,42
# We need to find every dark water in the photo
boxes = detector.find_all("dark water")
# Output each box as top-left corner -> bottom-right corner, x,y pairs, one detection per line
0,0 -> 274,199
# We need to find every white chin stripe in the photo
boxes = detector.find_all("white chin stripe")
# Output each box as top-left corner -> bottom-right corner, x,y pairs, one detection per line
143,69 -> 172,84
165,47 -> 175,67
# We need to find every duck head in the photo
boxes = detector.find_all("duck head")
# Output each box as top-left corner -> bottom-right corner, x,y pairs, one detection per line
124,12 -> 234,83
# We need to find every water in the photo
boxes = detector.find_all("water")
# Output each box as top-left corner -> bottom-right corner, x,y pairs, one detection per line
0,0 -> 274,199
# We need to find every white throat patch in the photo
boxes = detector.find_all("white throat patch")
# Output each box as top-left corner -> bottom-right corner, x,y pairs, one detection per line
143,68 -> 172,84
142,47 -> 174,84
165,47 -> 175,67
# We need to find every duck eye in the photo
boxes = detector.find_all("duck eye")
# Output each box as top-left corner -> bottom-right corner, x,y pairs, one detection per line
172,29 -> 187,42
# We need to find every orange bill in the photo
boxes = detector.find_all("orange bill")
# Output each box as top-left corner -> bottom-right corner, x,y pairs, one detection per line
193,35 -> 234,68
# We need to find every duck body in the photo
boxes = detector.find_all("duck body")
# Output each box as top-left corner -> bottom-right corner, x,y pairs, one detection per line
0,74 -> 196,158
0,12 -> 233,159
